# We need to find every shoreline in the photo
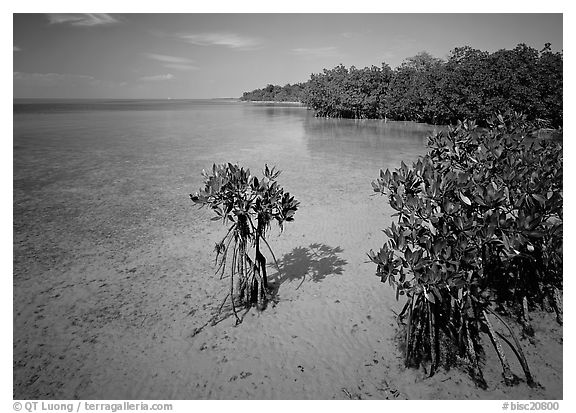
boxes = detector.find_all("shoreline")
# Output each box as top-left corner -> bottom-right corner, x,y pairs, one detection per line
240,100 -> 305,105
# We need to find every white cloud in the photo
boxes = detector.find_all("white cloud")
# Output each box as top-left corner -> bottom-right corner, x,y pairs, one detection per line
177,33 -> 262,50
139,74 -> 175,82
291,46 -> 340,58
144,53 -> 198,71
144,53 -> 192,64
13,45 -> 21,52
162,63 -> 198,71
46,14 -> 120,27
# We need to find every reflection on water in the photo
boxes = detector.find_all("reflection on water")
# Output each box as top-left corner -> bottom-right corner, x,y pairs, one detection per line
240,102 -> 310,122
302,116 -> 437,169
262,106 -> 307,119
236,103 -> 435,171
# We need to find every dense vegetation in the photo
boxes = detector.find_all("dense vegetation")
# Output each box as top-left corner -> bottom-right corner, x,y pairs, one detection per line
191,164 -> 299,323
305,44 -> 562,127
303,63 -> 394,119
241,44 -> 562,128
240,83 -> 306,102
369,113 -> 562,387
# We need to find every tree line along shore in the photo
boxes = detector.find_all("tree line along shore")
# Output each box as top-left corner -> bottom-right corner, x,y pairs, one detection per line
240,43 -> 562,129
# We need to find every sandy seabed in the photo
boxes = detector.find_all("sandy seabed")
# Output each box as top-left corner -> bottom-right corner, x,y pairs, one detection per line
13,107 -> 562,399
13,188 -> 562,400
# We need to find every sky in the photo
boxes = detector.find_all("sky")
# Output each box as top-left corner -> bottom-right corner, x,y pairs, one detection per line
13,13 -> 563,99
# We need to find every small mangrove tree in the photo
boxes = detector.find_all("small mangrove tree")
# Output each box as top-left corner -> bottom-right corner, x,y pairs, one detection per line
191,163 -> 299,324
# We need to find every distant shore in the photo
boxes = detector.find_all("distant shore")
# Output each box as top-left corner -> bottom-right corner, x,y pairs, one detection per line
241,100 -> 305,106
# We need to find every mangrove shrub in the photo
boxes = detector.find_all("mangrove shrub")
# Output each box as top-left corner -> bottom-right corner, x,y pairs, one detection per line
191,163 -> 299,324
369,113 -> 562,387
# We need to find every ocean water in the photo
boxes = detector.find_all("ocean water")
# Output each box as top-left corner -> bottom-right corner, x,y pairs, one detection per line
13,99 -> 435,258
13,99 -> 439,277
13,99 -> 436,398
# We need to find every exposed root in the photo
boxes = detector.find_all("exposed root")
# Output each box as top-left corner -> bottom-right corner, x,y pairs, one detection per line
487,307 -> 536,388
483,310 -> 518,386
261,236 -> 282,273
428,301 -> 439,377
463,320 -> 487,389
404,298 -> 414,367
550,287 -> 563,325
230,268 -> 240,325
520,296 -> 534,337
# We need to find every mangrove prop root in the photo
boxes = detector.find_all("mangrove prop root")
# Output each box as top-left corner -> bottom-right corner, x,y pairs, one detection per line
405,298 -> 414,367
406,314 -> 417,367
257,277 -> 266,310
408,298 -> 425,368
253,245 -> 269,308
521,296 -> 534,336
487,307 -> 536,387
482,310 -> 517,386
262,236 -> 282,274
464,321 -> 487,389
398,300 -> 410,320
541,295 -> 553,313
229,241 -> 241,325
255,245 -> 268,289
230,266 -> 240,325
217,293 -> 231,314
217,231 -> 235,280
411,314 -> 424,368
551,287 -> 563,325
244,254 -> 250,304
428,301 -> 438,377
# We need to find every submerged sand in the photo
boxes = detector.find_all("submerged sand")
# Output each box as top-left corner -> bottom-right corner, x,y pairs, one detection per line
13,107 -> 562,399
13,187 -> 562,399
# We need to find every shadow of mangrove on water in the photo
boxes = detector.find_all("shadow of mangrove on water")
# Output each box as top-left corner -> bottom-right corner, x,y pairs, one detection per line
269,243 -> 348,291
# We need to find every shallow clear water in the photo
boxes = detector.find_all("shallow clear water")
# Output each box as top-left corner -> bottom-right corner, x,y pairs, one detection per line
13,99 -> 437,275
13,100 -> 563,400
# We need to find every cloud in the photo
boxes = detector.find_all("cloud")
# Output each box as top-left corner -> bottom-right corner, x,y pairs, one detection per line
139,74 -> 175,82
162,64 -> 198,71
177,33 -> 262,50
144,54 -> 193,64
13,45 -> 21,52
144,53 -> 198,71
291,46 -> 340,58
46,14 -> 120,27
